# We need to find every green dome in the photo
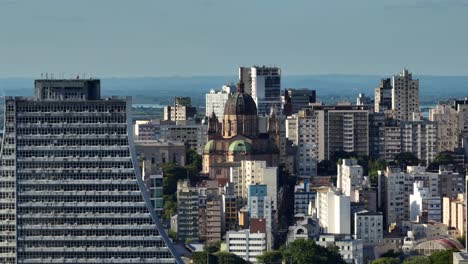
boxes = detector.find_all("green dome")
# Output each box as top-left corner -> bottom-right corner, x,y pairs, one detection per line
204,140 -> 216,154
228,140 -> 252,154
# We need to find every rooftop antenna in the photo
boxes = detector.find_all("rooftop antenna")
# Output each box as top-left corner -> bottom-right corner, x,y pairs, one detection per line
41,73 -> 44,79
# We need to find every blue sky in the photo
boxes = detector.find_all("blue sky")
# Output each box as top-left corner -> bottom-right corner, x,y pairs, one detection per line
0,0 -> 467,77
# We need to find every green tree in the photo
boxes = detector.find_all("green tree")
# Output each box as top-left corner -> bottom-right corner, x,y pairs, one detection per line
282,239 -> 347,264
427,152 -> 455,171
215,252 -> 250,264
203,241 -> 221,254
381,250 -> 404,259
168,229 -> 177,241
403,256 -> 431,264
429,249 -> 455,264
394,152 -> 420,167
371,257 -> 401,264
256,250 -> 282,264
186,148 -> 202,172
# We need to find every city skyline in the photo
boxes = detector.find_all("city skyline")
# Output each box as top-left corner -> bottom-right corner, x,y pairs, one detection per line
0,0 -> 467,77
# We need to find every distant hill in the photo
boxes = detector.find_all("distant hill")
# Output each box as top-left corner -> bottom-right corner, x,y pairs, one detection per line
1,75 -> 466,106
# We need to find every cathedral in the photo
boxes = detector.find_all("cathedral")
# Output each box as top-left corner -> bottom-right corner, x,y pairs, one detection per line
202,83 -> 280,178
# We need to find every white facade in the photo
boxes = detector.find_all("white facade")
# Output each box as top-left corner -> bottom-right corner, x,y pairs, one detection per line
240,66 -> 281,116
383,167 -> 407,228
409,181 -> 441,222
296,109 -> 318,177
354,210 -> 383,245
233,160 -> 278,210
337,159 -> 363,202
317,235 -> 364,264
316,188 -> 351,234
391,69 -> 420,121
226,230 -> 267,263
285,115 -> 298,144
205,84 -> 233,118
400,120 -> 438,164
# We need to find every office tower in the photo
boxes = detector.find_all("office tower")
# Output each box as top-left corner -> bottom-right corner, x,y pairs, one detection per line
316,188 -> 351,234
164,96 -> 197,121
176,180 -> 199,242
374,78 -> 392,113
295,109 -> 318,177
430,98 -> 468,152
205,84 -> 234,118
313,105 -> 370,161
283,88 -> 316,116
391,69 -> 420,121
239,66 -> 281,116
0,79 -> 180,264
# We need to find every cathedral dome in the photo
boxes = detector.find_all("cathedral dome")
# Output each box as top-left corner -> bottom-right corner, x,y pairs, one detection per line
228,140 -> 252,154
203,140 -> 216,154
224,92 -> 257,116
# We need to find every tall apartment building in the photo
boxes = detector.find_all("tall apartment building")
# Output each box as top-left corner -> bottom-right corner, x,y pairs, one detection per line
295,109 -> 318,176
409,181 -> 442,222
164,96 -> 197,121
354,211 -> 383,245
226,226 -> 267,263
205,84 -> 234,118
232,160 -> 278,209
282,88 -> 316,116
222,182 -> 238,232
0,79 -> 180,264
337,159 -> 364,203
391,69 -> 420,121
400,118 -> 437,164
442,194 -> 466,237
294,180 -> 316,215
176,181 -> 199,242
438,168 -> 464,199
313,105 -> 370,160
430,99 -> 468,152
374,78 -> 393,114
316,188 -> 351,234
382,167 -> 407,229
239,66 -> 281,116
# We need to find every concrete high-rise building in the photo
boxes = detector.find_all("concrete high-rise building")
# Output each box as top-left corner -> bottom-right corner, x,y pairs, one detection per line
316,188 -> 351,234
239,66 -> 281,116
164,96 -> 197,121
409,181 -> 442,222
430,99 -> 468,153
442,194 -> 466,237
382,167 -> 407,229
176,181 -> 199,242
337,159 -> 364,203
232,160 -> 278,209
205,84 -> 234,118
283,88 -> 316,116
294,180 -> 316,215
222,182 -> 238,232
0,79 -> 181,264
401,118 -> 438,164
314,105 -> 370,160
295,109 -> 318,176
356,93 -> 372,106
374,78 -> 392,114
391,69 -> 420,121
226,226 -> 267,263
354,211 -> 383,245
